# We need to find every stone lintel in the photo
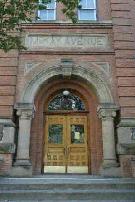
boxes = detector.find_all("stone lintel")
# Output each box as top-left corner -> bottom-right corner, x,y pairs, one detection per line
97,103 -> 119,119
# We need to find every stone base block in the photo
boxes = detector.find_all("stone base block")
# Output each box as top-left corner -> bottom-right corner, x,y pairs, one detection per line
100,166 -> 121,177
102,161 -> 119,169
11,159 -> 32,176
11,165 -> 32,177
14,159 -> 32,166
131,159 -> 135,177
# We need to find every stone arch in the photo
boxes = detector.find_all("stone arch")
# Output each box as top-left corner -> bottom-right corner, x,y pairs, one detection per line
21,64 -> 114,104
14,63 -> 119,176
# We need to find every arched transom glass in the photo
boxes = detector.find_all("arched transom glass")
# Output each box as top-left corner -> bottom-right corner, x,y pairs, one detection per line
48,91 -> 85,111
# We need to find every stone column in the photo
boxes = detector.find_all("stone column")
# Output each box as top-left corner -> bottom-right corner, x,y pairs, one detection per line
98,104 -> 119,168
14,103 -> 34,167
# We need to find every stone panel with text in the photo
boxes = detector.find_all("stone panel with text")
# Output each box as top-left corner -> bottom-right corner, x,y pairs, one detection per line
25,34 -> 112,52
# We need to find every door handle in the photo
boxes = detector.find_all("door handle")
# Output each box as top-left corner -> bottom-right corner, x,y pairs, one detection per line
67,146 -> 70,156
64,147 -> 67,156
64,146 -> 70,156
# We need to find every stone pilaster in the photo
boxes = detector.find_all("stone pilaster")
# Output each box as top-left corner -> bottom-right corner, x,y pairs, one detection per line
12,103 -> 34,176
98,104 -> 119,169
0,119 -> 16,175
117,118 -> 135,177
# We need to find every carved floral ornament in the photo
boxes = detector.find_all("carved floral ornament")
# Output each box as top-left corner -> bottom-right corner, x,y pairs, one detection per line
24,61 -> 111,78
21,62 -> 113,104
15,103 -> 35,119
17,109 -> 34,119
97,105 -> 119,120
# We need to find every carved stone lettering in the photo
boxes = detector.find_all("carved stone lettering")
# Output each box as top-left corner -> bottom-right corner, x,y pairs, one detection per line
25,34 -> 109,50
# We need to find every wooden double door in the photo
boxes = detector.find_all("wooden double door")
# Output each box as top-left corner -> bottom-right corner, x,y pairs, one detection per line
44,115 -> 88,173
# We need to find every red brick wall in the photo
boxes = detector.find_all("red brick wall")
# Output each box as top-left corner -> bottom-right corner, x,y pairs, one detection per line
110,0 -> 135,117
120,155 -> 135,177
0,0 -> 135,176
0,154 -> 13,175
0,50 -> 18,118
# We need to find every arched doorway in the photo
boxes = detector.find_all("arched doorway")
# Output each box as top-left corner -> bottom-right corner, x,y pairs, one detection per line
30,78 -> 102,175
44,90 -> 88,173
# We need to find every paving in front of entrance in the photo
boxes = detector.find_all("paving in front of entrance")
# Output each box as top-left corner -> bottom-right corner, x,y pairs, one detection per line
0,175 -> 135,202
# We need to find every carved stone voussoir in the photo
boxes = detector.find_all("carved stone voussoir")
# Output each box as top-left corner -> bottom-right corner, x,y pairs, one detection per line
97,103 -> 119,119
60,58 -> 74,78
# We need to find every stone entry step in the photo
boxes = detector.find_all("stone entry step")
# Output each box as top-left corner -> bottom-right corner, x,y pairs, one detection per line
0,175 -> 135,201
0,201 -> 135,202
1,189 -> 135,200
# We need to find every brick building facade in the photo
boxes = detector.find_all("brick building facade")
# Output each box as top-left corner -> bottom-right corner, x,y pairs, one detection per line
0,0 -> 135,177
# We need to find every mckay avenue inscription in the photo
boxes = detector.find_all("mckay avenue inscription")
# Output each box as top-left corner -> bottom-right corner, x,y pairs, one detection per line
25,34 -> 109,50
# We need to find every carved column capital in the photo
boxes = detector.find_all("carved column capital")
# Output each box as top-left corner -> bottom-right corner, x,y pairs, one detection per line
15,103 -> 34,120
97,103 -> 119,120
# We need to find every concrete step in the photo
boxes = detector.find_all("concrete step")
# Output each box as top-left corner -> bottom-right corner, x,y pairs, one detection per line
0,189 -> 135,200
0,176 -> 135,201
1,182 -> 135,190
0,201 -> 135,202
1,177 -> 135,190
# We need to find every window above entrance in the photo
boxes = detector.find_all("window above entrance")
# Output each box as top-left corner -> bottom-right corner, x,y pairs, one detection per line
48,91 -> 85,111
38,0 -> 56,20
78,0 -> 96,21
37,0 -> 96,21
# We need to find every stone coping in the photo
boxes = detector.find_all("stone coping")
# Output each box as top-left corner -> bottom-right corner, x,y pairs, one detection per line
0,119 -> 15,127
0,143 -> 15,154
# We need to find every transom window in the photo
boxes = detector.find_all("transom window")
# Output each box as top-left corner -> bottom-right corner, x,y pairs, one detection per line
38,0 -> 56,20
48,91 -> 85,111
78,0 -> 96,20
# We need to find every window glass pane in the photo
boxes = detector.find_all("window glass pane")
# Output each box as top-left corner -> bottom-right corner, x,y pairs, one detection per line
80,0 -> 96,9
39,0 -> 55,8
47,10 -> 55,20
38,9 -> 55,20
48,124 -> 63,144
79,9 -> 96,20
87,0 -> 96,8
39,10 -> 47,20
80,0 -> 87,8
38,0 -> 56,20
47,0 -> 55,9
71,125 -> 85,144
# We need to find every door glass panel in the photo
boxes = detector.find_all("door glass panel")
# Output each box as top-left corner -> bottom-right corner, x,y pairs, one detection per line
71,124 -> 85,144
48,124 -> 63,144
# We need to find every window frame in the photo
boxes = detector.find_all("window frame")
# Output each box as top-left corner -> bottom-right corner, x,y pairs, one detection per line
78,0 -> 97,21
38,0 -> 56,21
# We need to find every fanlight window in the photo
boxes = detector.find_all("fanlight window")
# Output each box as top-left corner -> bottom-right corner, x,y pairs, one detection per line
48,91 -> 85,111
